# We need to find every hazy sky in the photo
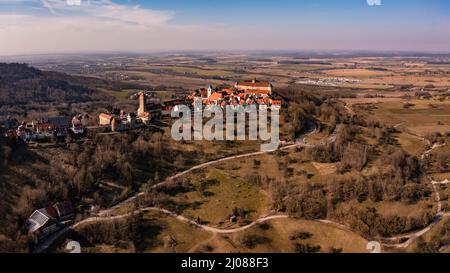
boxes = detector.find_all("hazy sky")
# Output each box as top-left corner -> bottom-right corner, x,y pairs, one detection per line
0,0 -> 449,56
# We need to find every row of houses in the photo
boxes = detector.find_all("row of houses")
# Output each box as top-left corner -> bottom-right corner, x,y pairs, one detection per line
98,93 -> 164,132
98,92 -> 187,132
3,115 -> 88,142
97,79 -> 280,132
187,79 -> 282,110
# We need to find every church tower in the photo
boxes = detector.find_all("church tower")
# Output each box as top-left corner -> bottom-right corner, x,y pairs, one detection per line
138,91 -> 146,116
207,85 -> 213,98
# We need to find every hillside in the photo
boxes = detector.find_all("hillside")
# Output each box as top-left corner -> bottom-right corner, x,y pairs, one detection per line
0,63 -> 115,119
0,63 -> 112,105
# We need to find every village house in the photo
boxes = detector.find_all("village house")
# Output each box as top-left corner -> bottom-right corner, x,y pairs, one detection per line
71,114 -> 89,135
47,116 -> 71,138
99,113 -> 114,126
98,91 -> 166,132
99,109 -> 143,132
137,91 -> 162,123
3,114 -> 89,143
235,79 -> 273,96
27,201 -> 75,243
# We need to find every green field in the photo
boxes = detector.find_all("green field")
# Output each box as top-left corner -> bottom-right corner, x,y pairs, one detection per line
371,101 -> 450,136
171,168 -> 272,227
147,65 -> 241,78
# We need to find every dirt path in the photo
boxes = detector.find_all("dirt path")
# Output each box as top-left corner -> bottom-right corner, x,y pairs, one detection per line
380,142 -> 448,249
41,143 -> 448,252
97,124 -> 338,217
75,206 -> 290,235
36,105 -> 449,252
35,123 -> 333,252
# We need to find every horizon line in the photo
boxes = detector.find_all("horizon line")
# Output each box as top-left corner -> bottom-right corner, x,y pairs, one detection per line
2,49 -> 450,59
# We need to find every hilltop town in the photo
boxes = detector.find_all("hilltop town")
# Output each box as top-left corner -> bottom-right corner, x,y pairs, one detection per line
1,52 -> 450,254
3,78 -> 283,144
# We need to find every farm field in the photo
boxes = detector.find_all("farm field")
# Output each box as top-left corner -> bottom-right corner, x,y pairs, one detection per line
2,52 -> 450,255
358,100 -> 450,136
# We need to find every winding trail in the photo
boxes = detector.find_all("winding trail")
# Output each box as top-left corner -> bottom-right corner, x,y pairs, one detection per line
35,123 -> 331,252
97,124 -> 336,217
35,117 -> 449,252
379,140 -> 449,249
77,207 -> 290,234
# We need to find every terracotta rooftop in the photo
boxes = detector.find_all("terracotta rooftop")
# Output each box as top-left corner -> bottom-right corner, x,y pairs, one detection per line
244,89 -> 271,95
237,80 -> 271,88
99,113 -> 113,120
208,92 -> 223,101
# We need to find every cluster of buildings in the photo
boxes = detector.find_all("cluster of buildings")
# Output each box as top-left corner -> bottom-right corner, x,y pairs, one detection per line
296,77 -> 360,87
3,115 -> 88,142
98,91 -> 177,132
3,79 -> 281,138
187,79 -> 282,110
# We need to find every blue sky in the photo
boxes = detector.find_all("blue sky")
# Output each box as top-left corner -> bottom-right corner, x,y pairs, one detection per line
0,0 -> 449,55
133,0 -> 449,22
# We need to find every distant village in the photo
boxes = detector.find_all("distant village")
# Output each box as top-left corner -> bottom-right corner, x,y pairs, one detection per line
2,79 -> 282,144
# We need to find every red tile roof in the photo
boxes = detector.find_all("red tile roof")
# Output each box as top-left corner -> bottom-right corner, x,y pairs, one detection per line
223,88 -> 236,95
208,92 -> 223,101
44,206 -> 58,218
237,81 -> 271,88
36,123 -> 54,132
244,89 -> 271,96
99,113 -> 113,120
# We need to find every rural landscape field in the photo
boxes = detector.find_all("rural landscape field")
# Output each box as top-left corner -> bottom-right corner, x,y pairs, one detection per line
2,51 -> 450,254
0,0 -> 450,263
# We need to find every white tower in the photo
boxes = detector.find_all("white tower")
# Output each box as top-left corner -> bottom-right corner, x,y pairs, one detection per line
207,85 -> 213,98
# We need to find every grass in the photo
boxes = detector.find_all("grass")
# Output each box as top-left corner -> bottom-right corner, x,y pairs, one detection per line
171,168 -> 272,227
404,217 -> 450,253
370,101 -> 450,136
323,68 -> 391,80
216,151 -> 327,185
73,210 -> 212,253
366,200 -> 435,220
139,210 -> 212,253
218,218 -> 369,253
138,65 -> 241,78
99,88 -> 132,101
395,132 -> 426,156
276,64 -> 327,72
72,212 -> 369,253
335,198 -> 436,225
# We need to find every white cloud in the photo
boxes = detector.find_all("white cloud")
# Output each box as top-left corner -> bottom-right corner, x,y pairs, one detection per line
0,0 -> 188,55
366,0 -> 382,6
0,0 -> 448,55
39,0 -> 174,26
